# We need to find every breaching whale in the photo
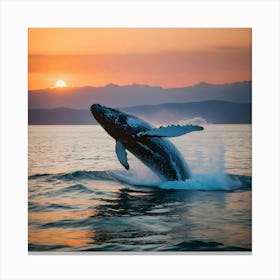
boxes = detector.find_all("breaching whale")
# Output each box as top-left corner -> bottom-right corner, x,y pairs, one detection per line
90,104 -> 204,181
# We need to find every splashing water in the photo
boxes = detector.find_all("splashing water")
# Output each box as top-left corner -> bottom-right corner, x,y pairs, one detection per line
159,173 -> 242,190
110,167 -> 242,191
178,116 -> 208,126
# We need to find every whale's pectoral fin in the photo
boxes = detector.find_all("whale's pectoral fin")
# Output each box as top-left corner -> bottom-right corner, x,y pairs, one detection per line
137,124 -> 204,138
115,140 -> 129,170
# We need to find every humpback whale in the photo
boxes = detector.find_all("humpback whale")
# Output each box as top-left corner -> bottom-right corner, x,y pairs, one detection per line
90,104 -> 204,181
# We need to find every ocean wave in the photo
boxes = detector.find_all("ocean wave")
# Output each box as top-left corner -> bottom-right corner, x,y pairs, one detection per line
112,171 -> 251,191
161,240 -> 250,251
40,217 -> 93,229
29,170 -> 118,182
29,170 -> 251,191
30,241 -> 249,252
159,173 -> 250,191
28,201 -> 75,212
80,240 -> 250,252
50,184 -> 94,195
28,243 -> 71,251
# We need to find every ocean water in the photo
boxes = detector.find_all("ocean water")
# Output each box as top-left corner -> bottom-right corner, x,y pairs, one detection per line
28,124 -> 252,252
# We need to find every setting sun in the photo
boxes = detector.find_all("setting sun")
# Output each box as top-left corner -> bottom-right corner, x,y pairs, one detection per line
55,80 -> 67,88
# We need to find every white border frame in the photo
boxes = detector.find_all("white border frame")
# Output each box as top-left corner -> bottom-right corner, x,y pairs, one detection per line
1,0 -> 279,279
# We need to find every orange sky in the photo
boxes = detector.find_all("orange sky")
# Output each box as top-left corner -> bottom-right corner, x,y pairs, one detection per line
28,28 -> 251,90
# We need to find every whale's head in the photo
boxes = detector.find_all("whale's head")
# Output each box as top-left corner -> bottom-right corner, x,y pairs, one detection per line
90,104 -> 150,141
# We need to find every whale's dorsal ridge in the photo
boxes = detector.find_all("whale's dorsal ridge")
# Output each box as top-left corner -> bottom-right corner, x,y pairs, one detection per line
115,140 -> 129,170
137,124 -> 204,138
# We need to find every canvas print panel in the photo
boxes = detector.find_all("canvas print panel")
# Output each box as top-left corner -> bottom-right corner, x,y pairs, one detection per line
28,28 -> 252,252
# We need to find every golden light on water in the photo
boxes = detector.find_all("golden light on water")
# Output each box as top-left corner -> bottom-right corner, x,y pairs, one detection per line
29,228 -> 95,248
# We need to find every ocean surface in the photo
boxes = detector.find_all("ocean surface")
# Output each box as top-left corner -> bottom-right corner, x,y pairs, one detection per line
28,124 -> 252,252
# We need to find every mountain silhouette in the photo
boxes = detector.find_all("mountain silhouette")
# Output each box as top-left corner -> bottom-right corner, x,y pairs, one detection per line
28,81 -> 251,109
28,100 -> 251,125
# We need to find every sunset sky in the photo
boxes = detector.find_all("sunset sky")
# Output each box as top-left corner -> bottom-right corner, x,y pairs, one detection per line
28,28 -> 251,90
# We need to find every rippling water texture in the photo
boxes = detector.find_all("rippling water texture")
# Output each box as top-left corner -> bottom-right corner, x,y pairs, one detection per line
28,125 -> 251,252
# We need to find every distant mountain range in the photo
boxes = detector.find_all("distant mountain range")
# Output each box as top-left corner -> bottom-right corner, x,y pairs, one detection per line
28,100 -> 251,125
28,81 -> 251,109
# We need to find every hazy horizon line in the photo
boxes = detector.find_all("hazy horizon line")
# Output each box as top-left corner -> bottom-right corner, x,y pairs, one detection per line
28,80 -> 252,92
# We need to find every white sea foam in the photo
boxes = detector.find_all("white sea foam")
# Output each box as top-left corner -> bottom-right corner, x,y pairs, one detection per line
178,117 -> 208,126
112,168 -> 241,191
159,173 -> 242,191
112,168 -> 161,187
